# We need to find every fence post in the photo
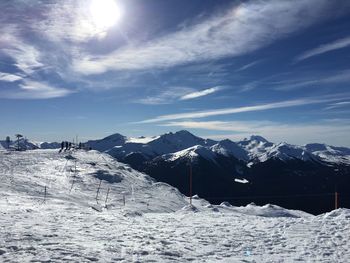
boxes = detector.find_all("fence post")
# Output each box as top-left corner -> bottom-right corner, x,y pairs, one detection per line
44,186 -> 47,203
96,180 -> 102,203
335,191 -> 339,210
190,162 -> 193,205
105,187 -> 110,207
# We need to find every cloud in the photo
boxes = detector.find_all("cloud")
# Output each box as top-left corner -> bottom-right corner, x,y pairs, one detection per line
72,0 -> 349,75
0,72 -> 23,82
295,36 -> 350,62
180,86 -> 222,100
272,69 -> 350,91
134,87 -> 195,105
324,101 -> 350,110
0,80 -> 73,99
35,1 -> 116,43
0,28 -> 44,74
236,60 -> 261,72
137,95 -> 350,123
134,86 -> 222,105
161,120 -> 350,146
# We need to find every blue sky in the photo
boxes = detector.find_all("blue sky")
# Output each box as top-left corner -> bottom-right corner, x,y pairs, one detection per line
1,0 -> 350,146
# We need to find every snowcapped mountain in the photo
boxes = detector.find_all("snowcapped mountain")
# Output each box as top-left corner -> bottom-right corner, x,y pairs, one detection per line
210,139 -> 249,161
86,130 -> 350,166
159,145 -> 218,162
82,130 -> 350,214
145,130 -> 216,155
86,133 -> 126,152
238,135 -> 275,160
304,143 -> 350,165
254,142 -> 317,163
106,130 -> 216,160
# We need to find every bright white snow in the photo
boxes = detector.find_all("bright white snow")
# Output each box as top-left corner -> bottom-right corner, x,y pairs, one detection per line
0,150 -> 349,262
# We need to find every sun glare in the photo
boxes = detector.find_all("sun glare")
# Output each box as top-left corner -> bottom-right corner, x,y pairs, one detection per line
89,0 -> 122,30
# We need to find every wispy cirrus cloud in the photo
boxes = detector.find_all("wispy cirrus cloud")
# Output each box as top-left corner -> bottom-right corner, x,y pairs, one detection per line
134,87 -> 195,105
295,36 -> 350,62
73,0 -> 349,75
0,72 -> 23,82
0,28 -> 44,75
137,95 -> 350,123
324,101 -> 350,110
161,119 -> 350,146
271,69 -> 350,91
180,86 -> 222,100
0,80 -> 73,99
236,60 -> 261,72
134,86 -> 223,105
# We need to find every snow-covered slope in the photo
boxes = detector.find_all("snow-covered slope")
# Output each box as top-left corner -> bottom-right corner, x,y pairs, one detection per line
160,145 -> 218,162
147,130 -> 216,153
238,135 -> 275,160
126,136 -> 159,144
238,136 -> 320,163
210,139 -> 249,161
0,149 -> 188,213
1,150 -> 350,262
257,142 -> 317,162
304,143 -> 350,165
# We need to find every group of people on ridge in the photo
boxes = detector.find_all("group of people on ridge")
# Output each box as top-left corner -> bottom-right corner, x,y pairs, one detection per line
59,141 -> 72,153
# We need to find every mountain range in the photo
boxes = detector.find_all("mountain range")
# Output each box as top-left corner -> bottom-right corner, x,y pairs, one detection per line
2,130 -> 348,214
83,130 -> 350,214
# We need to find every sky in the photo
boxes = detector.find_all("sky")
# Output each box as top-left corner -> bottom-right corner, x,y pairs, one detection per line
0,0 -> 350,146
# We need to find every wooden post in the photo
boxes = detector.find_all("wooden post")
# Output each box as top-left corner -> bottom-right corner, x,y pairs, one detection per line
189,160 -> 192,206
44,186 -> 47,203
69,180 -> 74,193
105,187 -> 110,206
74,160 -> 77,175
96,180 -> 102,203
123,194 -> 126,206
335,191 -> 339,210
334,168 -> 339,210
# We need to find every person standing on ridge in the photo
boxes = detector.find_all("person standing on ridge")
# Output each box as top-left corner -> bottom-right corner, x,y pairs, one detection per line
59,141 -> 64,153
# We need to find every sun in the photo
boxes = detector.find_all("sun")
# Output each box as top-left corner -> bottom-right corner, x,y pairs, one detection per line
89,0 -> 122,30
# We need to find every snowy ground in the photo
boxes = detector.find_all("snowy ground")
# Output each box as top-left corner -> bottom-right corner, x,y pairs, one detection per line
1,150 -> 349,262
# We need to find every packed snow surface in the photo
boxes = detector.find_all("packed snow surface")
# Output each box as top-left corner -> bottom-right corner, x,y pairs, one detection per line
1,150 -> 349,262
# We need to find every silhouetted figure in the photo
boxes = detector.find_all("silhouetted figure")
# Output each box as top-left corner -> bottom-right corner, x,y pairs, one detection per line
65,141 -> 69,151
59,141 -> 64,153
68,142 -> 72,150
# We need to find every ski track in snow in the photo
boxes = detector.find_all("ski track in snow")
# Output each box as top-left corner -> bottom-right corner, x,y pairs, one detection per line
0,150 -> 349,262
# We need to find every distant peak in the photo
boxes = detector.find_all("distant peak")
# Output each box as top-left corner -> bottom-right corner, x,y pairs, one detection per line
217,139 -> 238,147
102,133 -> 126,141
248,135 -> 269,143
218,139 -> 235,145
174,130 -> 195,136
